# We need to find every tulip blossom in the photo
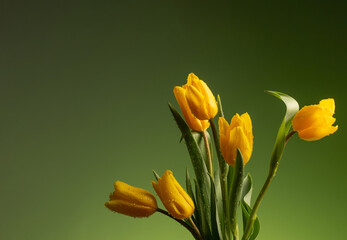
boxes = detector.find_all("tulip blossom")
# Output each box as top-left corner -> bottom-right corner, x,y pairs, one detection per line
219,113 -> 253,166
292,98 -> 338,141
175,73 -> 218,122
174,86 -> 210,131
105,181 -> 157,218
152,170 -> 195,219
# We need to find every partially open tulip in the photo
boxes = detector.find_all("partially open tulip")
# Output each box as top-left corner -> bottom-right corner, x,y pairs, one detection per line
174,86 -> 210,131
105,181 -> 157,218
175,73 -> 218,122
219,113 -> 253,166
292,98 -> 338,141
152,170 -> 195,219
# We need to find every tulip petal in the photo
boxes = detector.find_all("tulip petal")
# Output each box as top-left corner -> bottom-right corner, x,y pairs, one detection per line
105,181 -> 157,218
298,125 -> 338,141
219,117 -> 230,159
227,126 -> 252,165
105,199 -> 157,218
292,106 -> 328,131
186,85 -> 210,120
199,80 -> 218,118
152,170 -> 195,219
240,113 -> 253,149
319,98 -> 335,114
173,86 -> 209,131
113,181 -> 157,210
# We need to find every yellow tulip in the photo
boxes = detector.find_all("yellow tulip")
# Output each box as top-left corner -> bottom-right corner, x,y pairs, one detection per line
105,181 -> 157,218
219,113 -> 253,166
292,98 -> 338,141
152,170 -> 195,219
175,73 -> 218,121
174,86 -> 210,131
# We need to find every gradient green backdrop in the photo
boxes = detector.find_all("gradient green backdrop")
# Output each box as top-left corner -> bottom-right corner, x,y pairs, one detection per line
1,1 -> 346,239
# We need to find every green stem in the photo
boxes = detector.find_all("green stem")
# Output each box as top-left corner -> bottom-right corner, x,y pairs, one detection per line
241,165 -> 277,240
203,130 -> 214,180
242,131 -> 296,240
188,217 -> 202,240
157,208 -> 201,240
209,118 -> 230,238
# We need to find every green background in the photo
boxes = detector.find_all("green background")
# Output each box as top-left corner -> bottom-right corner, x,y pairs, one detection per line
1,1 -> 346,239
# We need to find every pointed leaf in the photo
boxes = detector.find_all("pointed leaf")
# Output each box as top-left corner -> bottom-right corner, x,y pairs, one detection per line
265,91 -> 299,168
186,168 -> 199,225
229,149 -> 244,234
209,175 -> 223,240
192,131 -> 213,172
194,179 -> 212,238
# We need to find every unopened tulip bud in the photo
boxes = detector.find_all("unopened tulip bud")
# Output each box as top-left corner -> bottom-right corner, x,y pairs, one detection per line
152,170 -> 195,219
292,98 -> 338,141
219,113 -> 253,166
105,181 -> 157,218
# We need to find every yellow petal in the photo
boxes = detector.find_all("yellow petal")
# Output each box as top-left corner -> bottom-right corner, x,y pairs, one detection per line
229,113 -> 242,130
113,181 -> 157,210
199,80 -> 218,118
227,126 -> 252,165
186,85 -> 210,120
218,117 -> 230,161
105,199 -> 157,218
319,98 -> 335,114
292,105 -> 327,131
240,113 -> 253,149
105,181 -> 157,218
298,125 -> 338,141
173,86 -> 209,131
152,170 -> 194,219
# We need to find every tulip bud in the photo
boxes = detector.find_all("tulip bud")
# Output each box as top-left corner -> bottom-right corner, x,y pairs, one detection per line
292,98 -> 338,141
152,170 -> 195,219
173,86 -> 210,131
105,181 -> 157,218
219,113 -> 253,166
176,73 -> 218,121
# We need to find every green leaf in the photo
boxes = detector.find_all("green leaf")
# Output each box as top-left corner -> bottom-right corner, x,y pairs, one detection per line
241,174 -> 253,208
229,149 -> 245,235
265,91 -> 299,168
213,169 -> 224,225
169,103 -> 211,236
152,170 -> 160,181
209,175 -> 223,240
241,174 -> 260,240
241,174 -> 261,240
192,131 -> 213,172
194,179 -> 212,239
217,94 -> 224,118
186,168 -> 199,225
241,202 -> 260,240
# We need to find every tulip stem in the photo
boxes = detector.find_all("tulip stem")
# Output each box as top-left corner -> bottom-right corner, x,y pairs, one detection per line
203,130 -> 214,180
156,208 -> 201,240
242,131 -> 295,240
188,217 -> 202,240
285,130 -> 296,144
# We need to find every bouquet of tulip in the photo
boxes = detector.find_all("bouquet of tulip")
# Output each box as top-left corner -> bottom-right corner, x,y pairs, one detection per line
105,73 -> 338,240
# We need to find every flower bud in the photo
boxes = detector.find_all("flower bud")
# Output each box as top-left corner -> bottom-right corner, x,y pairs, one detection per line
152,170 -> 195,219
292,98 -> 338,141
105,181 -> 157,218
219,113 -> 253,166
176,73 -> 218,121
174,86 -> 210,131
